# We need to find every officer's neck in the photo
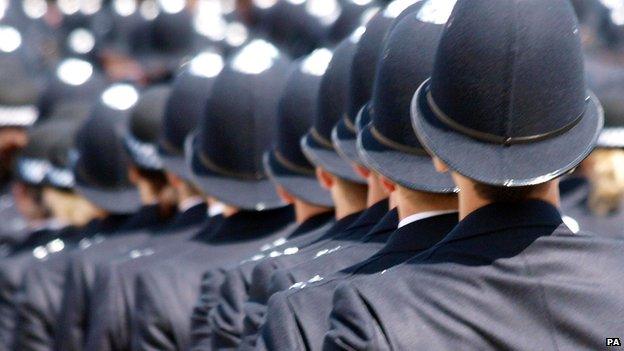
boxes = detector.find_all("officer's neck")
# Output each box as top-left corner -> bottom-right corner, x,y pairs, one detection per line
331,183 -> 368,220
366,172 -> 388,207
456,174 -> 560,220
293,198 -> 332,224
206,196 -> 239,218
395,187 -> 458,221
218,204 -> 240,218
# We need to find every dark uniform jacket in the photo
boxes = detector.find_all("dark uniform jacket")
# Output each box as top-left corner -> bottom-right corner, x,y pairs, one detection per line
131,206 -> 295,351
0,188 -> 30,256
212,209 -> 398,350
12,214 -> 131,351
239,200 -> 388,349
82,203 -> 209,351
0,221 -> 77,351
54,205 -> 169,351
189,212 -> 335,350
323,201 -> 624,350
560,176 -> 624,239
256,212 -> 458,351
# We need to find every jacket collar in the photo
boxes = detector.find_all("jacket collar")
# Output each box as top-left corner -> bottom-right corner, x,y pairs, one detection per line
158,202 -> 208,232
440,200 -> 563,245
208,205 -> 295,243
311,210 -> 362,243
287,211 -> 335,240
116,204 -> 164,233
92,214 -> 131,234
190,214 -> 225,242
360,209 -> 399,243
377,212 -> 458,255
345,199 -> 389,231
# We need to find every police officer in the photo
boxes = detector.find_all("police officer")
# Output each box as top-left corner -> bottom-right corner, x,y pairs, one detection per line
0,120 -> 78,351
84,76 -> 228,350
189,48 -> 337,350
257,2 -> 460,349
13,117 -> 105,351
82,50 -> 230,351
0,43 -> 44,252
55,83 -> 175,351
230,6 -> 421,349
238,36 -> 391,348
558,52 -> 624,239
131,39 -> 297,351
324,0 -> 624,349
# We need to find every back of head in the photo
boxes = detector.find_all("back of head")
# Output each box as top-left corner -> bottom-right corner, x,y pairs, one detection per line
46,118 -> 84,191
348,2 -> 419,121
276,51 -> 332,172
125,84 -> 171,171
201,40 -> 291,179
357,0 -> 456,194
73,83 -> 142,214
411,0 -> 603,205
189,39 -> 292,210
43,118 -> 103,225
125,84 -> 178,214
335,3 -> 415,166
301,37 -> 364,184
264,49 -> 334,208
159,50 -> 224,180
14,122 -> 63,187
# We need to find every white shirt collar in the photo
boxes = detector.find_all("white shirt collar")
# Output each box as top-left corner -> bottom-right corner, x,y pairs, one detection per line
208,202 -> 225,217
398,210 -> 458,229
178,196 -> 205,213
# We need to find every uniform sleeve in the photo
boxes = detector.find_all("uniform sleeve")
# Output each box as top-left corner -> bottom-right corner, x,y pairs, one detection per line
54,255 -> 89,351
131,272 -> 176,351
208,268 -> 249,349
256,292 -> 305,351
322,282 -> 391,351
13,266 -> 56,351
189,269 -> 226,350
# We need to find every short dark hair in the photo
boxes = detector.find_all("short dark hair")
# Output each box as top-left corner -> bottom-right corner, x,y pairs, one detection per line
134,167 -> 169,191
473,182 -> 548,203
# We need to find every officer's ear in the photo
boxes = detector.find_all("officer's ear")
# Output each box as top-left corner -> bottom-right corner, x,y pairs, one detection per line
379,176 -> 397,194
128,165 -> 140,185
316,167 -> 335,190
165,172 -> 183,188
353,164 -> 370,180
433,157 -> 449,173
275,185 -> 296,205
